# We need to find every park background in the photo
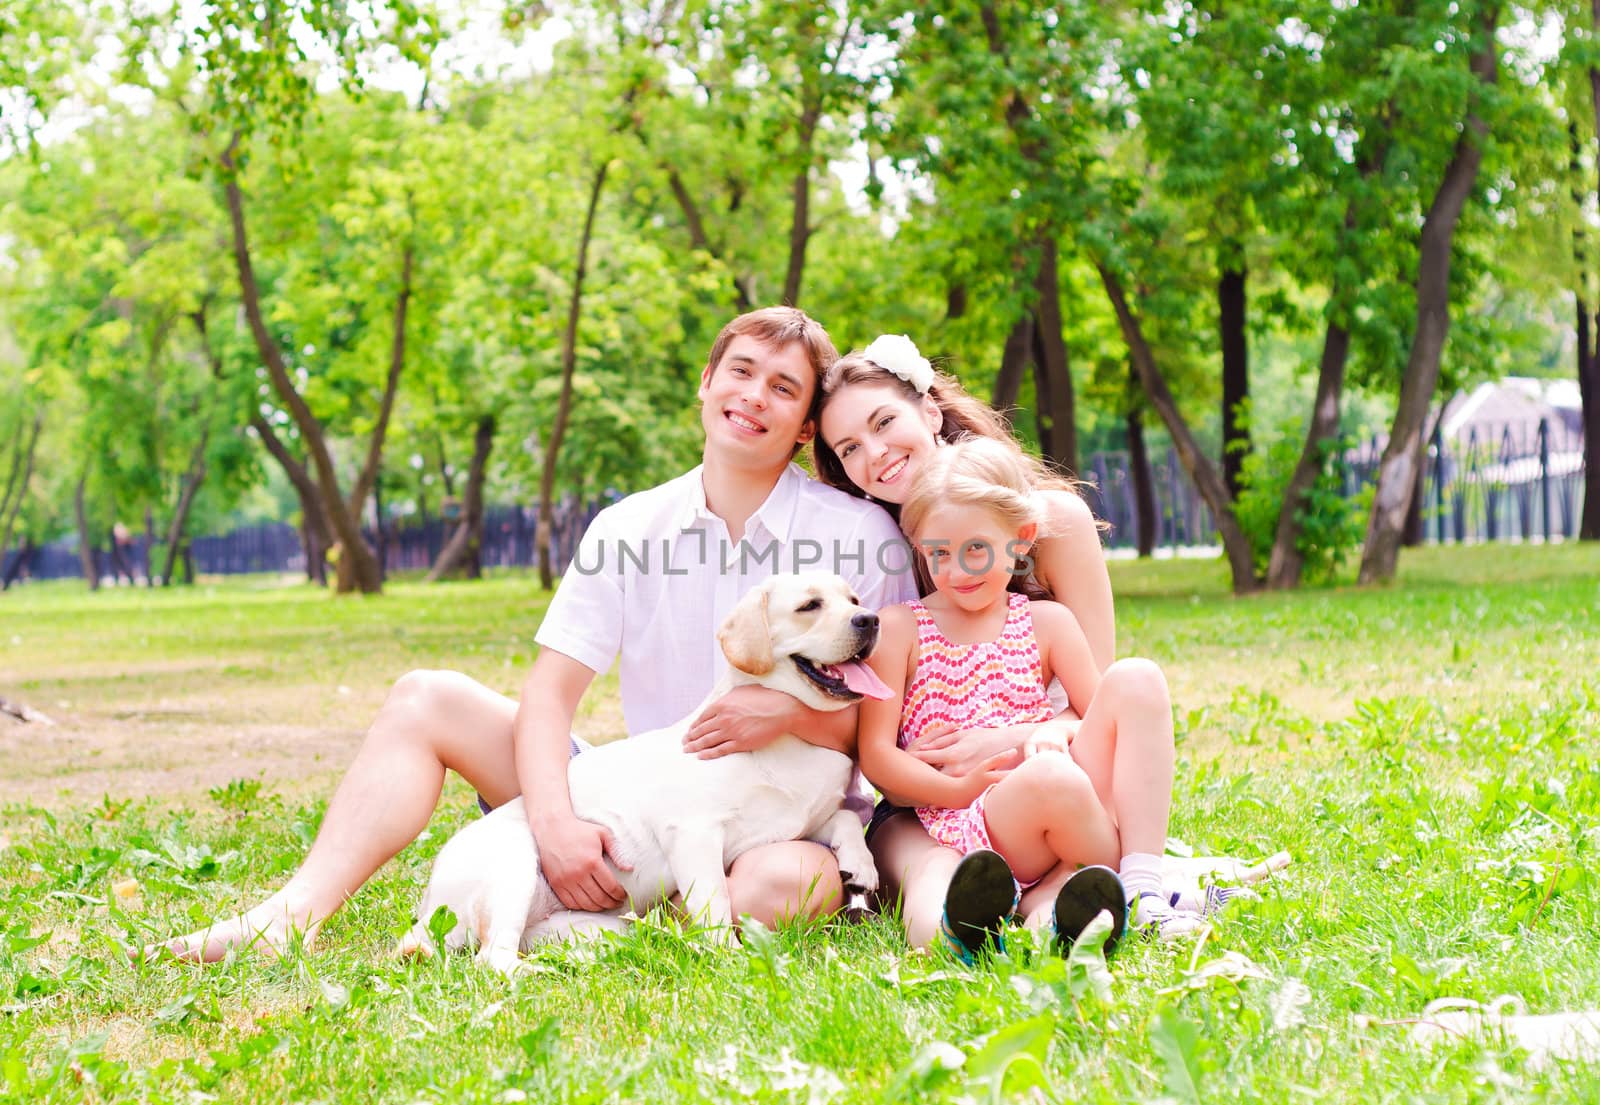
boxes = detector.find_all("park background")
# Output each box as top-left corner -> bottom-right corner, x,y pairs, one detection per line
2,2 -> 1600,1103
1,0 -> 1596,594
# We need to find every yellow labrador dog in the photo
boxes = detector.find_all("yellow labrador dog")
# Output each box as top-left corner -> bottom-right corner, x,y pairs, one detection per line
398,572 -> 889,973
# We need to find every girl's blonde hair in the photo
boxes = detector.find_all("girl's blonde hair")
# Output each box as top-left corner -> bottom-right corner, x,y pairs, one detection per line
898,437 -> 1065,598
899,436 -> 1049,543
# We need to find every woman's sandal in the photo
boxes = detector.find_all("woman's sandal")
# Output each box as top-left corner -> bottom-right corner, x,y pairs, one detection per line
1050,865 -> 1127,958
936,850 -> 1020,963
1169,883 -> 1257,916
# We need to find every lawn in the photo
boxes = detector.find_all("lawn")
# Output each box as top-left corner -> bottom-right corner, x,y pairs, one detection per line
2,543 -> 1598,1103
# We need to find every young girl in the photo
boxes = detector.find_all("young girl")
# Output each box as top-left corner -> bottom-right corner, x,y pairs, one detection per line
856,436 -> 1199,956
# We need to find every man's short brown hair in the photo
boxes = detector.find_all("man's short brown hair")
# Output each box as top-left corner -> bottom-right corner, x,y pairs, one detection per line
704,307 -> 839,424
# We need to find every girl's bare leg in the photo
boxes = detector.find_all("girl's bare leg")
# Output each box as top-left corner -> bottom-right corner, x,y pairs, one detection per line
148,670 -> 522,962
982,751 -> 1120,885
867,811 -> 963,949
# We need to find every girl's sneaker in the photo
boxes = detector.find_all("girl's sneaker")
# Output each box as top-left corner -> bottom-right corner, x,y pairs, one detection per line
936,850 -> 1019,963
1050,865 -> 1127,958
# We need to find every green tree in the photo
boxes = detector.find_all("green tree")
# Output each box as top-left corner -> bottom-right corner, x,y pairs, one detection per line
120,0 -> 436,593
1358,1 -> 1502,582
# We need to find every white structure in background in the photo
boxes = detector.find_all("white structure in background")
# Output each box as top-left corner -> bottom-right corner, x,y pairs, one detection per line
1419,376 -> 1588,542
1438,376 -> 1585,486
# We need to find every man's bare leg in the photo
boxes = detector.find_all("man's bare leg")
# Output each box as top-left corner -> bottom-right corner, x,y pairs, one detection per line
148,670 -> 522,962
728,841 -> 843,927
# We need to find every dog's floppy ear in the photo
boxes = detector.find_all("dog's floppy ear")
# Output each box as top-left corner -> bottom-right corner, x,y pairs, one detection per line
719,585 -> 774,676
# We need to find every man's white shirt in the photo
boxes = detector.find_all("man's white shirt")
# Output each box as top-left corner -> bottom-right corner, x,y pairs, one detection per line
536,462 -> 917,735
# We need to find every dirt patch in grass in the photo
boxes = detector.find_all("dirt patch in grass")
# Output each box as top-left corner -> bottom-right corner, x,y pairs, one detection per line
1,671 -> 628,809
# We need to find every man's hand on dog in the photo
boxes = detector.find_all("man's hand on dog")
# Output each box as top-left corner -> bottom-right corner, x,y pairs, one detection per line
533,814 -> 632,912
683,685 -> 797,758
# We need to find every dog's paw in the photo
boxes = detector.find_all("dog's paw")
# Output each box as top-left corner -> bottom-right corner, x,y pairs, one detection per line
839,855 -> 879,898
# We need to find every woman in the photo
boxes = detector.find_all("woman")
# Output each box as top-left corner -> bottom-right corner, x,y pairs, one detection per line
814,334 -> 1198,948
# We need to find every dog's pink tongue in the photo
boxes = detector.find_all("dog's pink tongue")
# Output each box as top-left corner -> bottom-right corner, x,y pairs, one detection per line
832,660 -> 893,700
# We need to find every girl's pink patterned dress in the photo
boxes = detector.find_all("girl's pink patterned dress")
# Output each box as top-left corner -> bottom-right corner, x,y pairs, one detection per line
898,592 -> 1055,856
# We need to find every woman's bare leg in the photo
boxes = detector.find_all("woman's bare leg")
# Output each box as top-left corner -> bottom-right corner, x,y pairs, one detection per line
1018,862 -> 1076,929
867,811 -> 963,949
148,670 -> 522,962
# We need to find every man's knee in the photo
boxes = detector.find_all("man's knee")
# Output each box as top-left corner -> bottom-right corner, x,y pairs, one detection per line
729,842 -> 842,925
375,670 -> 475,749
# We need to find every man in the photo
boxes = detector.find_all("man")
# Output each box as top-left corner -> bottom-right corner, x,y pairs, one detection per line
153,307 -> 914,962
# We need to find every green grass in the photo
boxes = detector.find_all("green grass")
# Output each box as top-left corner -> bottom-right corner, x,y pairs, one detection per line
2,544 -> 1599,1102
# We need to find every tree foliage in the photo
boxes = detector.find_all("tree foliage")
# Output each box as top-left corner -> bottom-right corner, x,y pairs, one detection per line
2,0 -> 1592,595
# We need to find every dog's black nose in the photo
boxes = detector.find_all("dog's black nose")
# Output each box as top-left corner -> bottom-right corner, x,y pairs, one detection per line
851,611 -> 879,632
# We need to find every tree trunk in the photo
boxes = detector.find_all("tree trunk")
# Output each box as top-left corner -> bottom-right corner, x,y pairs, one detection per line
159,433 -> 209,586
1584,8 -> 1600,540
1097,262 -> 1261,592
658,164 -> 755,312
1030,238 -> 1078,475
1266,321 -> 1350,588
993,312 -> 1033,421
348,245 -> 413,532
435,429 -> 457,498
143,505 -> 156,588
538,161 -> 609,591
74,475 -> 100,592
1359,24 -> 1497,583
298,515 -> 327,584
1270,110 -> 1393,583
190,305 -> 329,584
1,536 -> 35,590
0,412 -> 41,564
220,134 -> 383,594
946,282 -> 968,321
426,414 -> 496,582
1127,363 -> 1157,558
783,165 -> 811,307
252,415 -> 330,585
372,481 -> 388,584
1219,261 -> 1249,501
1580,330 -> 1600,540
108,526 -> 136,584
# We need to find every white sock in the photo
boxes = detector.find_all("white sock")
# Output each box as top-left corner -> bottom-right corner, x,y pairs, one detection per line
1119,852 -> 1164,904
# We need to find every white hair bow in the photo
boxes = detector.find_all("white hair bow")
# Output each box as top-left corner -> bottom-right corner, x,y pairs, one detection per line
862,334 -> 933,394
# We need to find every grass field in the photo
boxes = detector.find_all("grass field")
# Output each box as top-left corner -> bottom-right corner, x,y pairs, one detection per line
2,543 -> 1598,1102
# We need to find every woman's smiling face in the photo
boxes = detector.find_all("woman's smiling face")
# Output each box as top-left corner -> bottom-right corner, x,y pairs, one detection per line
819,382 -> 942,505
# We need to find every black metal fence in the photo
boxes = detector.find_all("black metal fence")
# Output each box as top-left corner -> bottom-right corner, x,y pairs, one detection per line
1344,418 -> 1589,544
9,498 -> 619,585
5,418 -> 1589,585
1082,448 -> 1218,552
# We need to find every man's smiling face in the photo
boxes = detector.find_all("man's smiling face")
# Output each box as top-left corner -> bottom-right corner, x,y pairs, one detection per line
698,336 -> 817,467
